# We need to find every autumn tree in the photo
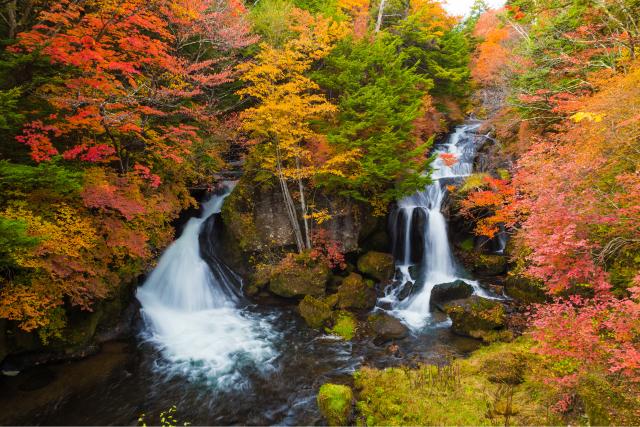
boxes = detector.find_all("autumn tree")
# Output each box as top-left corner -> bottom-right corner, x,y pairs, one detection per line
238,8 -> 353,251
0,0 -> 257,339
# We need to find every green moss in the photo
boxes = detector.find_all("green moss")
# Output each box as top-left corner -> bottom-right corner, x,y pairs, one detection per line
356,251 -> 395,283
268,259 -> 330,298
299,296 -> 333,329
460,238 -> 474,252
354,339 -> 563,426
504,273 -> 548,304
444,296 -> 506,338
220,177 -> 261,252
336,273 -> 377,310
496,168 -> 511,180
317,383 -> 354,426
328,311 -> 357,340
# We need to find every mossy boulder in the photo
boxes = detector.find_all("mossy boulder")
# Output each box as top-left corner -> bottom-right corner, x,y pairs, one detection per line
327,311 -> 357,340
457,250 -> 507,277
336,273 -> 377,310
317,383 -> 353,426
269,262 -> 330,298
444,296 -> 506,338
298,296 -> 333,329
357,251 -> 395,283
504,273 -> 547,304
430,280 -> 474,307
368,313 -> 409,344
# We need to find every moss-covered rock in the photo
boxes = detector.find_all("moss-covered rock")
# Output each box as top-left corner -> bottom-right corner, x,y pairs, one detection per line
444,296 -> 506,338
328,311 -> 357,340
336,273 -> 377,310
357,251 -> 395,283
299,296 -> 333,329
461,251 -> 507,277
504,273 -> 547,304
269,261 -> 330,298
317,383 -> 353,426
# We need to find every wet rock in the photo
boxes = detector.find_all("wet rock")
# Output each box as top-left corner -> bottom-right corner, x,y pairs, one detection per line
269,262 -> 330,298
430,280 -> 474,307
368,313 -> 409,345
336,273 -> 377,310
444,296 -> 506,338
398,281 -> 414,301
317,383 -> 353,426
298,296 -> 333,329
357,251 -> 395,283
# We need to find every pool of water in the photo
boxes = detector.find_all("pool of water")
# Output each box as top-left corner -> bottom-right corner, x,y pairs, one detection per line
0,306 -> 480,426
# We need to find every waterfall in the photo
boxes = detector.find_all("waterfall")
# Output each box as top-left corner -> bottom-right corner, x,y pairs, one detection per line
136,184 -> 277,387
382,124 -> 488,329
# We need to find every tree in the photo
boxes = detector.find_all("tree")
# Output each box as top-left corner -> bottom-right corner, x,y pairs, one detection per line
313,33 -> 434,214
238,8 -> 353,251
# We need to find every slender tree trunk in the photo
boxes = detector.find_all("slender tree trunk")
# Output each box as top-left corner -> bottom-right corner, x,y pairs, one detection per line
296,157 -> 311,250
275,143 -> 305,253
375,0 -> 387,33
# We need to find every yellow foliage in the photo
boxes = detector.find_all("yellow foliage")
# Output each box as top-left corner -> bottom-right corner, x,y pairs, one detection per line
238,8 -> 350,180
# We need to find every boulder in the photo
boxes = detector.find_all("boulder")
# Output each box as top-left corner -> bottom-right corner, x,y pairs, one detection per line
317,383 -> 353,426
444,296 -> 506,338
456,249 -> 507,277
357,251 -> 395,283
430,280 -> 474,307
398,281 -> 414,301
269,262 -> 330,298
368,313 -> 409,344
328,311 -> 358,340
336,273 -> 377,310
504,274 -> 547,304
299,296 -> 333,329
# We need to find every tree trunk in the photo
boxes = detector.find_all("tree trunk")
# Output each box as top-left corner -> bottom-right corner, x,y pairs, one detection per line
375,0 -> 387,33
296,157 -> 312,250
275,144 -> 305,253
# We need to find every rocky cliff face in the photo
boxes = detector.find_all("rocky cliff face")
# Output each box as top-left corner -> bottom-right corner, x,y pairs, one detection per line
218,176 -> 386,273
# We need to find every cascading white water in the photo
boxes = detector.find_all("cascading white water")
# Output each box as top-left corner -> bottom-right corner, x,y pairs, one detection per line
382,124 -> 489,329
137,185 -> 277,387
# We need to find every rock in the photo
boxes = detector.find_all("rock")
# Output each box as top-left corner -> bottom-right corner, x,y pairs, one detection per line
323,293 -> 339,309
456,249 -> 507,277
336,273 -> 377,310
444,296 -> 506,338
398,281 -> 414,301
504,274 -> 547,304
269,262 -> 330,298
357,251 -> 395,283
222,176 -> 367,257
430,280 -> 474,307
317,383 -> 353,426
368,313 -> 409,344
299,296 -> 333,329
328,311 -> 357,340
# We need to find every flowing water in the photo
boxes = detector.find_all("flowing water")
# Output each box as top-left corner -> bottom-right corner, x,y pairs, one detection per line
0,124 -> 491,425
382,123 -> 489,329
136,185 -> 278,388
